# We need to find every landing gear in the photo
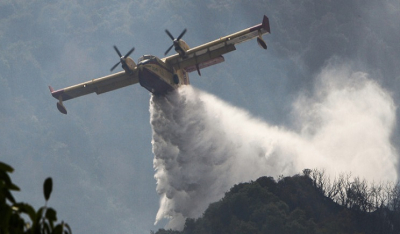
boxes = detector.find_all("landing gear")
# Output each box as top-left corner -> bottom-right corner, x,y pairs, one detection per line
173,74 -> 179,84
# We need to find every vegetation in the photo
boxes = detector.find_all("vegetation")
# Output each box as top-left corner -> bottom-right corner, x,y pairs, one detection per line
156,169 -> 400,234
3,160 -> 400,234
0,162 -> 71,234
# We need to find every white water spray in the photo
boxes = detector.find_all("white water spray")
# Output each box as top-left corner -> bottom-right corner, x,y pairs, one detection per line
150,64 -> 398,230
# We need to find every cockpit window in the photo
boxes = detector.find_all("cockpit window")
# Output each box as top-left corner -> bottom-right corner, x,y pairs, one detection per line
138,55 -> 155,63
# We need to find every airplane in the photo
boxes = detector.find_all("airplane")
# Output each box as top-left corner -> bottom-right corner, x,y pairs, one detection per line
49,15 -> 271,114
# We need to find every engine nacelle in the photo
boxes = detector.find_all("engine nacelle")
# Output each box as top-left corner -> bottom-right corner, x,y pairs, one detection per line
122,57 -> 137,74
176,40 -> 190,57
257,36 -> 267,50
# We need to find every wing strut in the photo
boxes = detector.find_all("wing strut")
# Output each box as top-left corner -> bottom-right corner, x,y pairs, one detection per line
56,98 -> 67,114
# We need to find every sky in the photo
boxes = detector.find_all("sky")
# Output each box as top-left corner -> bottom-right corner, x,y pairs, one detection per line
1,0 -> 399,233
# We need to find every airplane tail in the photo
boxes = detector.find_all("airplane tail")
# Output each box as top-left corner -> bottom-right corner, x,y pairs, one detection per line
262,15 -> 271,34
256,15 -> 270,49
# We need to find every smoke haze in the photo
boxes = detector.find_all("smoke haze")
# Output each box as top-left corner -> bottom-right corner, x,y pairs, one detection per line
151,63 -> 398,230
1,0 -> 400,232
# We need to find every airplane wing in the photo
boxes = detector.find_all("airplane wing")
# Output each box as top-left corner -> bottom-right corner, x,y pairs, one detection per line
49,68 -> 139,114
163,15 -> 270,74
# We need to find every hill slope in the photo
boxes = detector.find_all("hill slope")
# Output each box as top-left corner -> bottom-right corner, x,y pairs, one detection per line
155,173 -> 400,234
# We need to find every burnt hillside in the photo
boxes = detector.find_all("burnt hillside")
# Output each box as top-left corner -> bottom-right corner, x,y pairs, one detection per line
155,171 -> 400,234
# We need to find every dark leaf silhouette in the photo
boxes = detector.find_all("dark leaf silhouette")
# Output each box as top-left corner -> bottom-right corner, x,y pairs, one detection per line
43,177 -> 53,202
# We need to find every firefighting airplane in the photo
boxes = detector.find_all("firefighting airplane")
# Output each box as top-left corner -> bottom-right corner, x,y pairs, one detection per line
49,15 -> 271,114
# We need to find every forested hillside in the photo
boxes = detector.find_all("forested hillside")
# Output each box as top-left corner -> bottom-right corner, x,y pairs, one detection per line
155,170 -> 400,234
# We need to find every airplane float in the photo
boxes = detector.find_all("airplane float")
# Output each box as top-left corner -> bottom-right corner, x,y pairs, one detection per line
49,15 -> 271,114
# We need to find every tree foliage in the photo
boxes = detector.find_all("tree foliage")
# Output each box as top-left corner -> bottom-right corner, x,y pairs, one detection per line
0,162 -> 71,234
156,169 -> 400,234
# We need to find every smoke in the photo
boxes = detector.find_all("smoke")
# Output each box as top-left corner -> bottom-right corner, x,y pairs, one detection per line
150,63 -> 398,230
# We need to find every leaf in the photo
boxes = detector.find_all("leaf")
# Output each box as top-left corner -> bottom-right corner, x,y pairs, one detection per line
42,221 -> 51,234
0,162 -> 14,173
36,207 -> 45,223
9,183 -> 20,191
5,189 -> 16,204
0,205 -> 12,228
0,171 -> 12,186
46,208 -> 57,222
43,177 -> 53,201
64,222 -> 72,234
53,224 -> 63,234
0,171 -> 20,191
14,202 -> 36,222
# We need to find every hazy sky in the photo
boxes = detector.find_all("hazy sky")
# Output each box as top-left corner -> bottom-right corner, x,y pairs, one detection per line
1,0 -> 399,232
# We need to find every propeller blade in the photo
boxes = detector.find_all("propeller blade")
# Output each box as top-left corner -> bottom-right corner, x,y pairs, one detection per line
164,28 -> 187,56
177,28 -> 187,40
165,29 -> 174,40
110,45 -> 135,72
113,45 -> 122,57
124,47 -> 135,58
110,61 -> 121,72
164,44 -> 174,56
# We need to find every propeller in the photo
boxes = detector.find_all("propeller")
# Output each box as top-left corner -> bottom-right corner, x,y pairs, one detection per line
164,28 -> 187,56
110,45 -> 135,72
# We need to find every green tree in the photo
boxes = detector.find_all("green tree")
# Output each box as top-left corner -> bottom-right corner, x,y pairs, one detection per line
0,161 -> 71,234
155,170 -> 400,234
